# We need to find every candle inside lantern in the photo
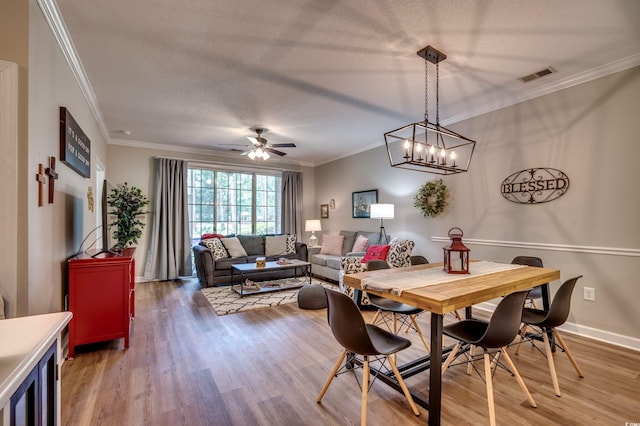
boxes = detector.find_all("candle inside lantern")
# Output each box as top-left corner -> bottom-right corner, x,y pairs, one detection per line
416,143 -> 423,161
451,258 -> 462,271
429,146 -> 436,163
403,140 -> 410,159
450,151 -> 457,167
440,148 -> 446,165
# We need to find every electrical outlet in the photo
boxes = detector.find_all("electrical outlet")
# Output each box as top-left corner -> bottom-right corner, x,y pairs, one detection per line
583,287 -> 595,301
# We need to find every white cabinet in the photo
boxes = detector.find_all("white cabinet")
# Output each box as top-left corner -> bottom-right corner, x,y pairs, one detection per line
0,312 -> 72,426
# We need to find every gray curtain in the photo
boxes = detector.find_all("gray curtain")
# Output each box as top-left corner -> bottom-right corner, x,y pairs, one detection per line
143,158 -> 191,281
281,171 -> 303,239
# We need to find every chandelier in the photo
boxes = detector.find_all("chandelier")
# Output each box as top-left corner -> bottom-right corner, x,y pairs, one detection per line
384,46 -> 476,174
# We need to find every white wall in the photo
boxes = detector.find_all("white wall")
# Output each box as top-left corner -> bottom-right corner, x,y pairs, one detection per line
314,67 -> 640,347
24,0 -> 108,315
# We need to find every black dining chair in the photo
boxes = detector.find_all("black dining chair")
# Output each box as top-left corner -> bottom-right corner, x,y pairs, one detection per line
441,290 -> 537,426
511,256 -> 546,308
409,255 -> 429,265
365,260 -> 430,355
515,276 -> 585,396
317,289 -> 420,425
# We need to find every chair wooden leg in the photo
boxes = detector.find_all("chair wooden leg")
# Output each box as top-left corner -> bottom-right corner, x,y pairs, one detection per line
361,356 -> 369,426
370,310 -> 381,325
542,331 -> 561,397
441,342 -> 461,375
483,352 -> 497,426
409,315 -> 430,352
500,348 -> 537,408
317,350 -> 347,402
515,324 -> 528,355
467,345 -> 475,375
553,328 -> 584,378
388,355 -> 420,416
452,310 -> 462,320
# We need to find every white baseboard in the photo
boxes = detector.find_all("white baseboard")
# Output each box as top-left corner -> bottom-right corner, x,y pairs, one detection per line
474,303 -> 640,352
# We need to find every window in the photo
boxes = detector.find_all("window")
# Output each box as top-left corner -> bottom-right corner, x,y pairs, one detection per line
188,167 -> 282,242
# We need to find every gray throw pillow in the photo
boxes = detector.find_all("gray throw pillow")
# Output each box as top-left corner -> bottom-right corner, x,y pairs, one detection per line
221,237 -> 248,258
265,235 -> 288,256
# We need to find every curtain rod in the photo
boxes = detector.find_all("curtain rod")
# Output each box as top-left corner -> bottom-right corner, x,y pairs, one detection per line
153,156 -> 302,173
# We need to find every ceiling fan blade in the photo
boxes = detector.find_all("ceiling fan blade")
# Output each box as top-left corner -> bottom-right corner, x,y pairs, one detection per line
247,136 -> 261,146
265,148 -> 286,156
269,143 -> 296,148
240,149 -> 253,156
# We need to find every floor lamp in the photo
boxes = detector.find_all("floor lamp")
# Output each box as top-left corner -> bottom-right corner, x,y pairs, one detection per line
305,219 -> 322,247
370,204 -> 394,244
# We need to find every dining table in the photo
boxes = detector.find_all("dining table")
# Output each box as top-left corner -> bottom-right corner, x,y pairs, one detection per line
342,260 -> 560,426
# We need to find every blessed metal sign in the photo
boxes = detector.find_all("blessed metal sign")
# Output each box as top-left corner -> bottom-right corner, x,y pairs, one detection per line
501,168 -> 569,204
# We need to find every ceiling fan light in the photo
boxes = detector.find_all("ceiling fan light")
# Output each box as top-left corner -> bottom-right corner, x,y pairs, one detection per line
248,150 -> 256,160
262,151 -> 270,160
255,148 -> 264,157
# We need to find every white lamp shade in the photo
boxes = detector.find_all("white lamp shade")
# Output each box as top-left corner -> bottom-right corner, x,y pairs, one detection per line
370,204 -> 394,219
305,219 -> 322,232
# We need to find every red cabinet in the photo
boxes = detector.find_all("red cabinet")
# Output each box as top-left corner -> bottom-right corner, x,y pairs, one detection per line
67,248 -> 135,358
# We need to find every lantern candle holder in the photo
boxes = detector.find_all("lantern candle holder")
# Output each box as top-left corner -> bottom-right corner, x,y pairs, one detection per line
443,227 -> 470,274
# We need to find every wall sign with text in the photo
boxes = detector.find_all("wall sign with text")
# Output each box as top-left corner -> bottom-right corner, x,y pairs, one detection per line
60,107 -> 91,178
501,168 -> 569,204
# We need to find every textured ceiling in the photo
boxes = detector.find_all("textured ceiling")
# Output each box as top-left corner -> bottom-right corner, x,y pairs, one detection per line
55,0 -> 640,166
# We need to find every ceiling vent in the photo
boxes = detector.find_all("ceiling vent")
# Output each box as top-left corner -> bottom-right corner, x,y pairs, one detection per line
518,66 -> 557,83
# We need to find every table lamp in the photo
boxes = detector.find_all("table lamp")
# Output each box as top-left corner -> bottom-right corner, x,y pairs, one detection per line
305,219 -> 322,247
370,204 -> 394,244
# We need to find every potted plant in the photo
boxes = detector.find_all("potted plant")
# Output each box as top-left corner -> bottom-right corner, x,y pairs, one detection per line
107,182 -> 150,249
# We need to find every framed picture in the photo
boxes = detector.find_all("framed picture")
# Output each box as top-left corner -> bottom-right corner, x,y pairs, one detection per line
320,204 -> 329,219
352,189 -> 378,218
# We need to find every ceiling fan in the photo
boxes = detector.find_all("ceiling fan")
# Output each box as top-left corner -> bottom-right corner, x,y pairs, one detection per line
241,128 -> 296,160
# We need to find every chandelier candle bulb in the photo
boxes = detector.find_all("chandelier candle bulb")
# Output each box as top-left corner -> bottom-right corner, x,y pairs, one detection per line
404,140 -> 411,159
429,145 -> 436,163
451,151 -> 457,167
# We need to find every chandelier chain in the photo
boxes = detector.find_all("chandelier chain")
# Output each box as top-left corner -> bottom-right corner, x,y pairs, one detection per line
424,58 -> 429,123
436,62 -> 440,125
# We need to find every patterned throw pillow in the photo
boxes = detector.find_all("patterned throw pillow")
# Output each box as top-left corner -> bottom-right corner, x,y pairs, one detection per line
286,234 -> 296,254
386,238 -> 415,268
202,238 -> 229,260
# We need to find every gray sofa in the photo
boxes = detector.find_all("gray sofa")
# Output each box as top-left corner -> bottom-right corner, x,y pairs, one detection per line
193,234 -> 308,287
308,230 -> 388,282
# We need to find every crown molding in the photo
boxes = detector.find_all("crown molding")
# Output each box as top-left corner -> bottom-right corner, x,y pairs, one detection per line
443,53 -> 640,126
37,0 -> 111,144
109,138 -> 314,168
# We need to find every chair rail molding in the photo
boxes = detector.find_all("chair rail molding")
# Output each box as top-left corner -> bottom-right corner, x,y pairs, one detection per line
430,237 -> 640,257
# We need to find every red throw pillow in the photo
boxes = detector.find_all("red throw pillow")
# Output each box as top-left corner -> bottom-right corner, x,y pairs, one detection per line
202,233 -> 225,240
361,245 -> 391,263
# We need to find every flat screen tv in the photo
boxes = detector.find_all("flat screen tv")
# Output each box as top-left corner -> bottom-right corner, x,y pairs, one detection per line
92,179 -> 120,257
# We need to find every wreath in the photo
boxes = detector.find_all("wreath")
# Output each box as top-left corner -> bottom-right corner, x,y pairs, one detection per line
414,179 -> 449,217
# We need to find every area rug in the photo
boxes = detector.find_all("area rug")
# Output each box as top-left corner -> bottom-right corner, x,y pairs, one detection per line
201,277 -> 334,316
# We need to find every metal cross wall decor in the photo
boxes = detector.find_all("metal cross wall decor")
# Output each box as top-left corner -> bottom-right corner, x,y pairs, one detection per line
45,156 -> 59,204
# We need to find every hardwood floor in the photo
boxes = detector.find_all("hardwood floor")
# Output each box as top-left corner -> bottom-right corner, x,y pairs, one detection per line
61,278 -> 640,425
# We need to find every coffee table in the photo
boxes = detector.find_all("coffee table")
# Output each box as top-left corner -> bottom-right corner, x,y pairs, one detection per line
231,259 -> 312,297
